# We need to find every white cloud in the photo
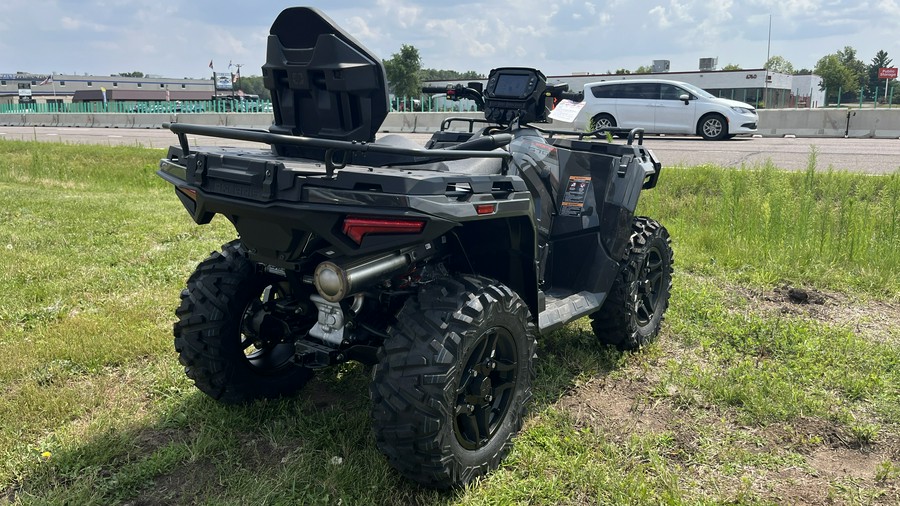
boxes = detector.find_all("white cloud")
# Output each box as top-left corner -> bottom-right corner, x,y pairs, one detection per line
60,16 -> 109,32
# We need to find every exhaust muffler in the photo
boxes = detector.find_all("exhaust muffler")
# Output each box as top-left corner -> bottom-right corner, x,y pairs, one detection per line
314,252 -> 411,302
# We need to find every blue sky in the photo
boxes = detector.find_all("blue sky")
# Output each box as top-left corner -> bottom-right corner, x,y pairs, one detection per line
3,0 -> 899,79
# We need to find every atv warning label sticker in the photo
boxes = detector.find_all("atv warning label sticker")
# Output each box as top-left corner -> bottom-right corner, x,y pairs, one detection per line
560,176 -> 591,217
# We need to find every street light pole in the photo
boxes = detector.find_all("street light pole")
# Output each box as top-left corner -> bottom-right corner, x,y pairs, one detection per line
764,14 -> 771,108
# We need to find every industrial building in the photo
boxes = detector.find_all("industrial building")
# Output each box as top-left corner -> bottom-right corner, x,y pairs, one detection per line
0,72 -> 216,106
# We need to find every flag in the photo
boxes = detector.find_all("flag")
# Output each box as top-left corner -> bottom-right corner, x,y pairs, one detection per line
228,60 -> 233,69
39,75 -> 53,86
208,60 -> 214,70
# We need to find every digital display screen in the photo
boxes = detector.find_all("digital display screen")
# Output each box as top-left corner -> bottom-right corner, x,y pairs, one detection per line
494,73 -> 531,97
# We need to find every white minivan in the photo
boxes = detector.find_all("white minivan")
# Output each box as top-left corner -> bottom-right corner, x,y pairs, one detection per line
570,79 -> 758,140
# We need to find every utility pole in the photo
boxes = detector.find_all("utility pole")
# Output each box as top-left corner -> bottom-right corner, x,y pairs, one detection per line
764,14 -> 771,108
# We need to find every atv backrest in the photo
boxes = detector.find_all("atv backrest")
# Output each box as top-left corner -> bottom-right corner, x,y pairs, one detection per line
262,7 -> 389,156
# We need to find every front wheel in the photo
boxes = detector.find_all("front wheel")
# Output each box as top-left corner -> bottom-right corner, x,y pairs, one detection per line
698,113 -> 728,140
174,240 -> 313,404
591,218 -> 673,350
370,276 -> 536,488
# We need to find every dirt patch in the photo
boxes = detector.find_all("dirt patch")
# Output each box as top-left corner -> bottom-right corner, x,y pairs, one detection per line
126,459 -> 219,506
552,337 -> 900,504
731,283 -> 900,344
555,372 -> 673,437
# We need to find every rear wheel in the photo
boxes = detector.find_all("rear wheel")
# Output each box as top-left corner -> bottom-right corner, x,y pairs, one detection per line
699,113 -> 728,140
590,113 -> 617,131
174,240 -> 313,404
370,276 -> 536,488
591,218 -> 673,350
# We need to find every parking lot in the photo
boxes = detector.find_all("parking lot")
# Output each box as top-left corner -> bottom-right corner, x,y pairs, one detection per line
1,126 -> 899,174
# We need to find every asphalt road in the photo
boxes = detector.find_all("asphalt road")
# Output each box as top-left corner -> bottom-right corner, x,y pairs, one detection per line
1,126 -> 898,174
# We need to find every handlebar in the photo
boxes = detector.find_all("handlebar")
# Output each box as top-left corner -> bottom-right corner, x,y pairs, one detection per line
557,91 -> 584,103
545,83 -> 583,103
421,83 -> 485,110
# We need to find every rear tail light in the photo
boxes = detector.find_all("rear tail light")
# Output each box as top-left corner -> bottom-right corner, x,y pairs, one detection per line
342,216 -> 425,244
474,204 -> 496,215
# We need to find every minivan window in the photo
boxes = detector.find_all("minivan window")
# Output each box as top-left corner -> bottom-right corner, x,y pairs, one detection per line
590,84 -> 618,99
591,82 -> 664,100
620,83 -> 659,99
678,82 -> 716,99
660,83 -> 688,100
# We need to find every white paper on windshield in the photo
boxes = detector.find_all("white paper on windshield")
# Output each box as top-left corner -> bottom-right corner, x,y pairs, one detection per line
547,99 -> 586,123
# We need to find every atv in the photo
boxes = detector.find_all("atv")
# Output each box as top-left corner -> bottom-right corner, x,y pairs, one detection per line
157,6 -> 673,488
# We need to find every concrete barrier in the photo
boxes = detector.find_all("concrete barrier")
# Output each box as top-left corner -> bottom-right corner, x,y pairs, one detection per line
226,113 -> 274,129
132,113 -> 171,129
0,114 -> 24,126
92,113 -> 134,129
53,113 -> 94,127
757,109 -> 848,138
380,112 -> 481,133
6,109 -> 900,138
175,113 -> 226,127
851,109 -> 900,138
20,113 -> 58,127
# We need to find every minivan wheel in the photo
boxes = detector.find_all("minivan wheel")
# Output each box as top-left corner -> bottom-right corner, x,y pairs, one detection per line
699,114 -> 727,140
590,113 -> 617,132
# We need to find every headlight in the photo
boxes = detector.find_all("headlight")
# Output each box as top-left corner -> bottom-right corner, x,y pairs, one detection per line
731,106 -> 754,114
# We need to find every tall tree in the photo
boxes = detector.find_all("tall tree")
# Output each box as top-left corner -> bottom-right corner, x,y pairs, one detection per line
814,53 -> 856,103
634,65 -> 652,74
420,69 -> 484,81
867,50 -> 895,99
764,56 -> 794,74
837,46 -> 867,92
383,44 -> 422,98
722,63 -> 742,71
237,75 -> 271,100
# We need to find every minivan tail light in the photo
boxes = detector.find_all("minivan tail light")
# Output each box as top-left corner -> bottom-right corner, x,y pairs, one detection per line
342,216 -> 425,244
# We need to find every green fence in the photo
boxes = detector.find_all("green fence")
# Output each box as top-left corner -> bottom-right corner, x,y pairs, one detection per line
0,100 -> 273,114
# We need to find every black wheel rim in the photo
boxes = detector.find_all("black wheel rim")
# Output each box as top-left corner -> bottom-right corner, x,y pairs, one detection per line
240,283 -> 295,374
636,246 -> 666,326
454,326 -> 518,450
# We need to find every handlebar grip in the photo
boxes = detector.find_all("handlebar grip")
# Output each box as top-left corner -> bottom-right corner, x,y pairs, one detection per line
422,86 -> 449,93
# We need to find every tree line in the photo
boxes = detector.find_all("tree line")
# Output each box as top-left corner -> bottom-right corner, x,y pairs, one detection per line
380,44 -> 897,104
118,44 -> 894,105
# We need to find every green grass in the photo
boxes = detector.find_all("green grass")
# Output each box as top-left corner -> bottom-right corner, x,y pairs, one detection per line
1,140 -> 898,505
639,149 -> 900,297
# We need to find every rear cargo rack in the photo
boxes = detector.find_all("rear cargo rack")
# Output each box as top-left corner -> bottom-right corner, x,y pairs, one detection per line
166,123 -> 512,178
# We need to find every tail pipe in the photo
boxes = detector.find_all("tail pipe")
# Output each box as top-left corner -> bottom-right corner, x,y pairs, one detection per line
314,252 -> 411,302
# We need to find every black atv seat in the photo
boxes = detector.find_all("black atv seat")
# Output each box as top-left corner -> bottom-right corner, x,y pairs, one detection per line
373,134 -> 504,175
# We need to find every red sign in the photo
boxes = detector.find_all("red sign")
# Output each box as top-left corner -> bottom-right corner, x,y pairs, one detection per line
878,67 -> 898,79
